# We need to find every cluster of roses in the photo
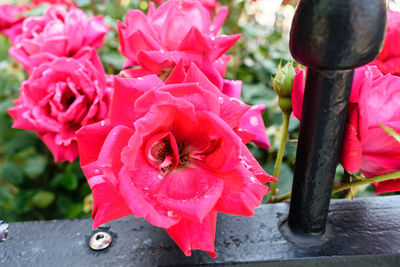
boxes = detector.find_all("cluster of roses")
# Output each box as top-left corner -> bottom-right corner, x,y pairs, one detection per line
292,9 -> 400,193
1,0 -> 275,257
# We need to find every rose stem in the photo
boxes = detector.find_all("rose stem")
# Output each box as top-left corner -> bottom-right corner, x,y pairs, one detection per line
272,170 -> 400,202
270,111 -> 290,201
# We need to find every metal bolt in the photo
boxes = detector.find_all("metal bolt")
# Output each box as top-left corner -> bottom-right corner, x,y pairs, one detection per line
89,231 -> 112,251
0,220 -> 8,242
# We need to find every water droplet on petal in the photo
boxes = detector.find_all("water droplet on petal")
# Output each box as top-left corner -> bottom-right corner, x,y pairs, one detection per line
218,97 -> 224,104
250,116 -> 259,127
100,120 -> 105,126
230,97 -> 245,105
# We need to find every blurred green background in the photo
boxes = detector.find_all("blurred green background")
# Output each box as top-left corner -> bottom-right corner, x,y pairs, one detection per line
0,0 -> 387,222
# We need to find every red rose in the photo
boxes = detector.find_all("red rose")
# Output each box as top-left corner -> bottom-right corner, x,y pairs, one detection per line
370,10 -> 400,76
9,49 -> 112,162
123,58 -> 271,149
150,0 -> 219,15
117,0 -> 240,89
77,64 -> 274,257
32,0 -> 75,6
292,66 -> 400,193
9,6 -> 107,73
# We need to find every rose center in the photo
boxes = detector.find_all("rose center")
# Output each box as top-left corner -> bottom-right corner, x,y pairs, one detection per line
60,88 -> 76,110
145,132 -> 192,173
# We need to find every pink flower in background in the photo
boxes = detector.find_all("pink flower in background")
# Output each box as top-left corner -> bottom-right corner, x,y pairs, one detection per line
151,0 -> 219,15
118,0 -> 240,89
0,4 -> 29,44
369,9 -> 400,76
77,63 -> 274,257
292,66 -> 400,193
9,49 -> 112,162
9,6 -> 108,73
32,0 -> 75,6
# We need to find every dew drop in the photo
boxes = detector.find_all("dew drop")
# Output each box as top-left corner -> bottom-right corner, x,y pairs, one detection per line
218,97 -> 224,104
100,120 -> 105,126
250,116 -> 259,127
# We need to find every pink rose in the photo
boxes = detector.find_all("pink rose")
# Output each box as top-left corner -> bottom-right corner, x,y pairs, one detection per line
32,0 -> 75,6
117,0 -> 240,89
369,10 -> 400,76
8,49 -> 112,162
151,0 -> 219,15
123,58 -> 271,149
292,66 -> 400,193
0,4 -> 29,44
9,6 -> 108,73
77,64 -> 274,257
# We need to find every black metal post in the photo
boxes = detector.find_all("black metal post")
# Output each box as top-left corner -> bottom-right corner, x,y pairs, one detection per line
286,0 -> 387,238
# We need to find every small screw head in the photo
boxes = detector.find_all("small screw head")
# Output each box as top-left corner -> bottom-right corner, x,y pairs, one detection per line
0,220 -> 8,242
89,231 -> 112,251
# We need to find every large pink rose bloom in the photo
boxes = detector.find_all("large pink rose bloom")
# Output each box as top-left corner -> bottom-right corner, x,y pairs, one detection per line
77,64 -> 274,257
370,10 -> 400,76
9,49 -> 112,162
292,66 -> 400,193
0,4 -> 29,44
122,60 -> 271,149
9,6 -> 107,73
118,0 -> 240,90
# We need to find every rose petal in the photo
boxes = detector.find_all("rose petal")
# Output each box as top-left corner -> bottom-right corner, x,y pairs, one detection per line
166,211 -> 217,258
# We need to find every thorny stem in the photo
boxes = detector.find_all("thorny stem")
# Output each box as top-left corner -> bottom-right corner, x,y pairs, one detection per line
271,170 -> 400,202
269,112 -> 290,201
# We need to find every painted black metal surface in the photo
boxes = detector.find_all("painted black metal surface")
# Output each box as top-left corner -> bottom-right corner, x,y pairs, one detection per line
1,196 -> 400,266
287,0 -> 387,237
288,69 -> 354,235
290,0 -> 387,70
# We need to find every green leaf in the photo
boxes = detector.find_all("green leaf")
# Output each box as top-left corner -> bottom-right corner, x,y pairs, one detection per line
0,99 -> 14,114
19,4 -> 51,17
3,131 -> 38,155
66,203 -> 83,219
265,162 -> 293,197
101,52 -> 125,70
378,122 -> 400,144
32,191 -> 55,209
23,155 -> 47,179
51,173 -> 78,191
0,162 -> 24,185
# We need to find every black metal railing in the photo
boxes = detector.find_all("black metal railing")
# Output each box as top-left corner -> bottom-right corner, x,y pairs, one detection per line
286,0 -> 387,238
